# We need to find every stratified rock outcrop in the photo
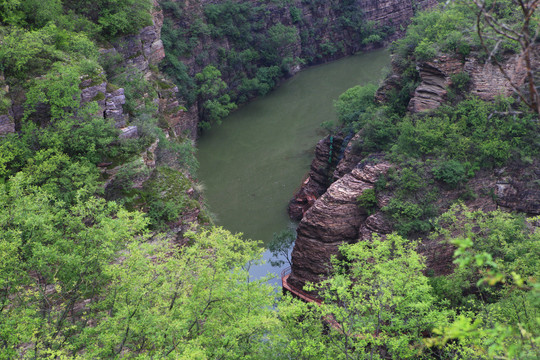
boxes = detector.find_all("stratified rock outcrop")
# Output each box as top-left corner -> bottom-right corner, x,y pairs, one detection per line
289,43 -> 540,292
288,159 -> 392,290
288,135 -> 344,220
408,46 -> 540,112
289,154 -> 540,292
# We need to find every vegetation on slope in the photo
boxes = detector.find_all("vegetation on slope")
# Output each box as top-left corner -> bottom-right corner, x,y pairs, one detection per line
0,0 -> 538,359
160,0 -> 394,129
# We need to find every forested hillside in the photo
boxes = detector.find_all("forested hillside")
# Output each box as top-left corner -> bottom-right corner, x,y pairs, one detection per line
159,0 -> 435,130
0,0 -> 538,359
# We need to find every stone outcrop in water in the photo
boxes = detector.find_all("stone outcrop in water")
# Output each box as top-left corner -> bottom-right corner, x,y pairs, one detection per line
288,159 -> 392,290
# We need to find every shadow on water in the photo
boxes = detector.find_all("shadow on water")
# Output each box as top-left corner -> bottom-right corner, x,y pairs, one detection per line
197,49 -> 391,287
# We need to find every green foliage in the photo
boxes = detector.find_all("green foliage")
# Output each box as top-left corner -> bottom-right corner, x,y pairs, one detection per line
1,1 -> 152,41
356,187 -> 377,215
156,134 -> 200,174
21,148 -> 100,203
289,5 -> 302,23
383,198 -> 434,236
392,4 -> 477,65
80,227 -> 277,358
160,53 -> 197,105
447,71 -> 471,102
377,164 -> 438,236
427,207 -> 540,358
114,68 -> 158,116
432,159 -> 466,188
276,234 -> 451,359
268,23 -> 298,50
0,113 -> 118,183
333,84 -> 378,128
394,98 -> 538,169
196,65 -> 237,128
0,177 -> 148,358
255,65 -> 282,95
24,61 -> 99,121
436,204 -> 539,296
138,166 -> 195,229
0,24 -> 98,79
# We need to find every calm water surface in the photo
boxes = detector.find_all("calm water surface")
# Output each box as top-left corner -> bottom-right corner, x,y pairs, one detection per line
197,49 -> 390,284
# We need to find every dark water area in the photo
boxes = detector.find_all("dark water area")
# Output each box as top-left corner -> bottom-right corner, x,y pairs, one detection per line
197,49 -> 390,285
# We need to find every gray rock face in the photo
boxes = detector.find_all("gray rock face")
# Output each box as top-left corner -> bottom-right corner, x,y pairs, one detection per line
119,126 -> 139,139
109,1 -> 165,75
80,80 -> 107,105
0,114 -> 15,135
105,88 -> 127,127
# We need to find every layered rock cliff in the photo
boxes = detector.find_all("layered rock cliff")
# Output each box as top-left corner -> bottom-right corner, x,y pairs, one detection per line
288,46 -> 540,292
408,48 -> 540,113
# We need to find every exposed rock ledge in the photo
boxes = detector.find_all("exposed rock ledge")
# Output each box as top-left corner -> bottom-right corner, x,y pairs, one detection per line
408,46 -> 540,113
288,159 -> 392,291
288,135 -> 344,221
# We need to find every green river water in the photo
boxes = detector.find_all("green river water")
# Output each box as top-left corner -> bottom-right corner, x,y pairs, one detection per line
197,49 -> 390,282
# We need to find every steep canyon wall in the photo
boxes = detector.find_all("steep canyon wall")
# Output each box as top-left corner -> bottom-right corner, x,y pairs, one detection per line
287,47 -> 540,293
160,0 -> 437,135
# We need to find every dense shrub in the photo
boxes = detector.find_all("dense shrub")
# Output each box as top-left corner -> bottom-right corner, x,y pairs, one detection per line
357,188 -> 377,215
334,84 -> 377,127
432,160 -> 467,188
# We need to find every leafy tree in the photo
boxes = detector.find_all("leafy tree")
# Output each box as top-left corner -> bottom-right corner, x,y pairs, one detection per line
333,84 -> 378,129
196,65 -> 237,129
63,0 -> 153,39
80,227 -> 278,359
24,61 -> 89,121
0,176 -> 148,358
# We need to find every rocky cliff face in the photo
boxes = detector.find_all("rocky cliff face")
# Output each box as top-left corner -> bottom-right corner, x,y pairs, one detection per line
288,48 -> 540,292
0,0 -> 196,138
288,158 -> 393,290
290,153 -> 540,292
408,46 -> 540,112
288,134 -> 344,221
103,1 -> 197,137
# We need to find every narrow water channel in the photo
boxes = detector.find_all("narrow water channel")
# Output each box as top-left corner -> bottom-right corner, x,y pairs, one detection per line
197,49 -> 390,284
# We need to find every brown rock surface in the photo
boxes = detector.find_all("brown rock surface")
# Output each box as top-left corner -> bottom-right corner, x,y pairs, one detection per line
497,180 -> 540,215
409,46 -> 540,113
288,135 -> 344,220
333,133 -> 364,180
0,114 -> 15,135
288,160 -> 392,290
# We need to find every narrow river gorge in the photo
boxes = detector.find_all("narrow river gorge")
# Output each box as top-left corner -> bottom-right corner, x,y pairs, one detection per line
197,49 -> 390,284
